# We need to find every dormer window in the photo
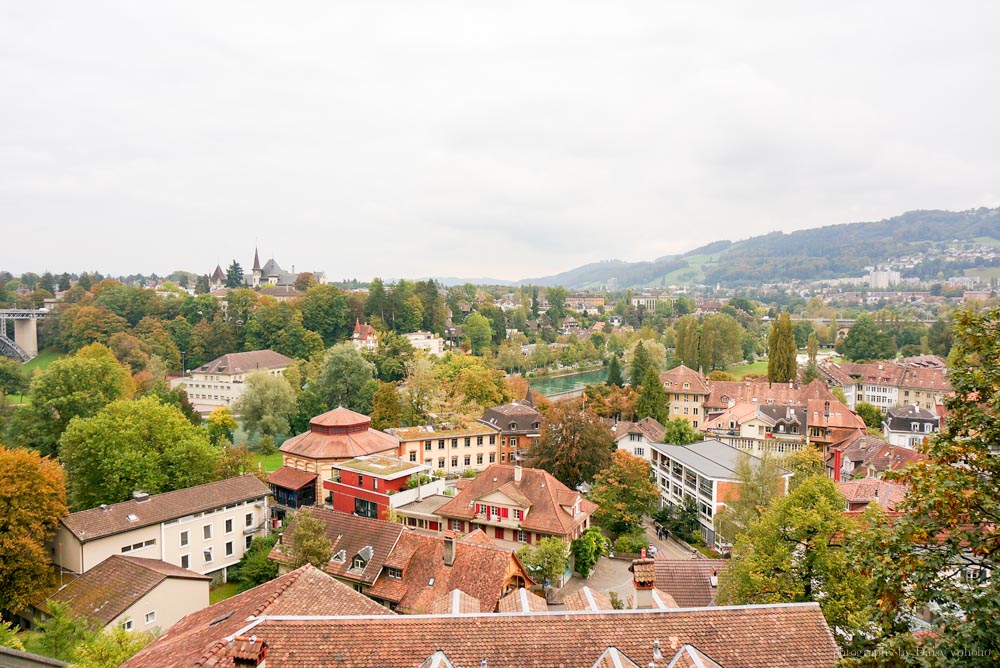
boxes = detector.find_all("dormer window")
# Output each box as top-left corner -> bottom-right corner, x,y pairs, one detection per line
332,549 -> 346,563
509,423 -> 517,431
352,555 -> 367,570
766,398 -> 775,405
683,382 -> 689,389
911,422 -> 920,432
386,567 -> 402,579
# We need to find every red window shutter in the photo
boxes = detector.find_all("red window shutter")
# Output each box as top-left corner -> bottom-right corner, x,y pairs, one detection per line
475,503 -> 481,514
501,507 -> 509,518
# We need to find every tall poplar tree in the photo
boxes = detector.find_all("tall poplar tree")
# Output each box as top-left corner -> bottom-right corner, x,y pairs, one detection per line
766,313 -> 797,383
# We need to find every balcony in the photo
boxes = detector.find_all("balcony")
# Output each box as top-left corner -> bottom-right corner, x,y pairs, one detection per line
473,512 -> 522,529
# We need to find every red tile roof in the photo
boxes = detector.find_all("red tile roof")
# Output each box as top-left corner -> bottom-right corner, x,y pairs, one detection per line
121,564 -> 392,668
659,365 -> 711,395
269,508 -> 403,586
562,586 -> 614,611
705,379 -> 836,412
838,479 -> 908,511
138,603 -> 839,667
497,587 -> 548,613
367,530 -> 532,613
43,556 -> 210,625
279,408 -> 398,460
61,475 -> 270,542
429,589 -> 481,614
193,350 -> 293,375
653,559 -> 730,607
436,465 -> 597,539
266,466 -> 317,491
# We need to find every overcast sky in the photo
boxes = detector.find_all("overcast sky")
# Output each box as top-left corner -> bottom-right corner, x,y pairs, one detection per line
3,2 -> 999,282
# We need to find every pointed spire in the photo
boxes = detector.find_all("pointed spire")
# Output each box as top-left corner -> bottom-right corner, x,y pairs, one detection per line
522,387 -> 534,407
252,247 -> 261,272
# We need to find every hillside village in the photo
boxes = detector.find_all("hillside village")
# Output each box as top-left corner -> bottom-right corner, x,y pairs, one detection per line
0,254 -> 997,668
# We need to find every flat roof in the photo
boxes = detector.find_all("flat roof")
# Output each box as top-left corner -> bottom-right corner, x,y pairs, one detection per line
332,455 -> 430,480
652,440 -> 792,481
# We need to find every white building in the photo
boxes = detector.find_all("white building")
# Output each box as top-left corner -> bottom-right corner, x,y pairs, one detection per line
867,267 -> 901,289
52,475 -> 271,582
171,350 -> 293,414
882,405 -> 940,449
403,331 -> 446,356
612,418 -> 666,464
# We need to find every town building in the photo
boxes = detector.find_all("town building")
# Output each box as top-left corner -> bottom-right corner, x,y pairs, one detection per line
39,556 -> 210,634
326,454 -> 444,520
434,465 -> 596,555
403,331 -> 446,356
819,360 -> 950,412
838,479 -> 907,512
170,349 -> 293,414
565,293 -> 606,312
653,559 -> 731,608
882,405 -> 940,449
52,475 -> 271,581
478,392 -> 543,464
659,365 -> 712,430
351,319 -> 379,351
392,422 -> 502,475
612,417 -> 666,463
270,407 -> 399,514
649,440 -> 792,547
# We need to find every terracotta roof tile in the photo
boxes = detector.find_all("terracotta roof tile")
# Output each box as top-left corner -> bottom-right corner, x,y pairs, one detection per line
653,559 -> 730,608
497,587 -> 548,613
61,475 -> 270,542
562,586 -> 613,611
838,479 -> 907,511
266,467 -> 317,490
134,603 -> 840,668
44,556 -> 210,625
279,408 -> 399,460
436,465 -> 596,539
428,589 -> 481,614
666,644 -> 724,668
193,350 -> 292,375
659,365 -> 712,395
121,565 -> 391,668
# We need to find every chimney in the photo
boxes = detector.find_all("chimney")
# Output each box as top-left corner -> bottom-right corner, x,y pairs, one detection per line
710,570 -> 719,588
629,557 -> 656,609
132,491 -> 150,503
513,465 -> 523,483
443,530 -> 456,567
230,636 -> 267,668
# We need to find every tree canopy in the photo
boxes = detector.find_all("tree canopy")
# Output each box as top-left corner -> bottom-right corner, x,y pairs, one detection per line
286,509 -> 333,569
527,400 -> 613,489
589,450 -> 659,536
235,371 -> 296,438
60,396 -> 220,509
766,313 -> 797,383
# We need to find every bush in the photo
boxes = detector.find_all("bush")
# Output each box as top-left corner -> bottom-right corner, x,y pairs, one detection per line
258,434 -> 277,456
614,530 -> 648,555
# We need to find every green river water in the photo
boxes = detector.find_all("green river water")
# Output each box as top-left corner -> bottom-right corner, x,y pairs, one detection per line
527,368 -> 609,397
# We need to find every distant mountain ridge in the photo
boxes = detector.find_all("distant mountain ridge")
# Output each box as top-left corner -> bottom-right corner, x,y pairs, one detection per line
519,208 -> 1000,289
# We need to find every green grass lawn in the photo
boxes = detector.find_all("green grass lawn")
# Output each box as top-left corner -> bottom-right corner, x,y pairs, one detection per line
722,359 -> 768,379
8,348 -> 65,405
209,581 -> 242,604
252,451 -> 283,472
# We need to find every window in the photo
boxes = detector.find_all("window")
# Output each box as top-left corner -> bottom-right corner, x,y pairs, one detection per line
181,554 -> 189,569
424,441 -> 432,451
477,436 -> 484,445
451,457 -> 458,468
180,531 -> 189,547
355,498 -> 378,519
121,539 -> 156,553
203,524 -> 212,540
438,458 -> 445,468
630,433 -> 641,442
438,440 -> 445,450
203,548 -> 213,563
409,451 -> 417,462
477,454 -> 483,464
387,567 -> 402,579
513,509 -> 523,520
225,519 -> 233,534
246,513 -> 253,527
225,541 -> 234,557
635,447 -> 644,457
509,437 -> 518,447
358,474 -> 365,486
501,453 -> 506,462
245,535 -> 253,550
353,556 -> 367,570
464,437 -> 471,447
489,435 -> 496,445
684,470 -> 697,490
145,611 -> 156,624
489,453 -> 496,463
451,438 -> 458,447
122,620 -> 134,632
517,530 -> 527,542
464,455 -> 471,466
699,477 -> 712,498
450,519 -> 462,531
911,422 -> 920,432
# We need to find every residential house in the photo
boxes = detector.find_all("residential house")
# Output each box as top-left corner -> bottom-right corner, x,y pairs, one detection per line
835,436 -> 928,481
392,422 -> 502,476
351,319 -> 379,351
326,454 -> 444,520
653,559 -> 731,607
612,417 -> 666,464
434,464 -> 597,553
39,556 -> 210,634
649,440 -> 792,547
820,360 -> 950,412
269,509 -> 531,613
565,293 -> 605,312
170,349 -> 293,414
403,331 -> 446,356
52,475 -> 271,580
882,405 -> 940,449
257,285 -> 303,302
838,479 -> 907,512
478,392 -> 543,464
209,264 -> 226,291
120,564 -> 393,668
271,406 -> 398,513
659,365 -> 711,430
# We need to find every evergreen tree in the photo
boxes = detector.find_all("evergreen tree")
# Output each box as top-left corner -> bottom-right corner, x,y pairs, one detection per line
606,355 -> 624,387
634,368 -> 668,424
629,340 -> 653,387
801,332 -> 821,383
767,312 -> 797,383
674,315 -> 700,370
224,261 -> 244,289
